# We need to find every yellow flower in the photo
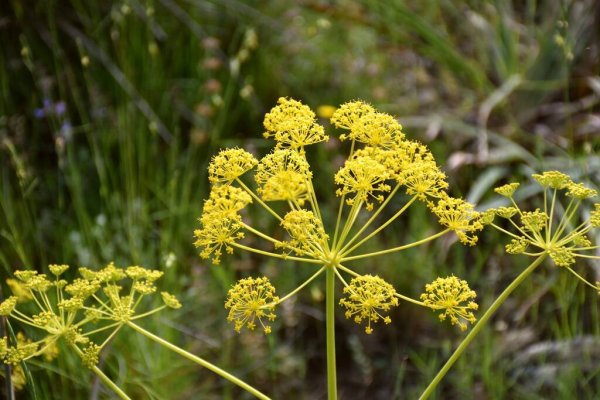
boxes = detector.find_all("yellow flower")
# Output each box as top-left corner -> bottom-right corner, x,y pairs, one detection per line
344,112 -> 404,148
194,217 -> 245,264
330,100 -> 375,132
255,149 -> 312,204
161,292 -> 182,309
263,97 -> 328,151
591,204 -> 600,227
494,182 -> 520,197
520,209 -> 548,233
49,264 -> 69,276
532,171 -> 571,189
208,147 -> 258,185
494,207 -> 518,219
225,276 -> 278,334
421,276 -> 478,331
317,104 -> 336,119
548,246 -> 576,267
201,185 -> 252,221
339,275 -> 399,334
505,238 -> 528,254
431,194 -> 483,246
280,209 -> 329,257
0,296 -> 18,316
5,279 -> 32,302
565,181 -> 597,199
400,159 -> 448,201
194,185 -> 253,264
335,153 -> 391,211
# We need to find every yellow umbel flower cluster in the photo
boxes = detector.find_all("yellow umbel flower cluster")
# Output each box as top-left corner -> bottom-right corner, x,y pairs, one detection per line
255,149 -> 312,204
263,97 -> 328,152
421,276 -> 478,331
208,148 -> 258,185
196,97 -> 481,336
0,262 -> 181,369
225,276 -> 278,334
486,171 -> 600,292
339,275 -> 399,334
194,185 -> 252,264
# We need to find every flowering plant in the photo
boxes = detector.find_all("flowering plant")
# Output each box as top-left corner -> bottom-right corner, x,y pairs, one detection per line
196,98 -> 483,397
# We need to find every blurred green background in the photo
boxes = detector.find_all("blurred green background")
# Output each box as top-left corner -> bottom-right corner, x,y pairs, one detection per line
1,0 -> 599,399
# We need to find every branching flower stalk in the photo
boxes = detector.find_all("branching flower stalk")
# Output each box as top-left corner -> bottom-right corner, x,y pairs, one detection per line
0,263 -> 270,400
195,98 -> 484,399
420,171 -> 600,399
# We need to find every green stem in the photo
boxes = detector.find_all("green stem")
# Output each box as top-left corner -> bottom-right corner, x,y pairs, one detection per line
273,266 -> 326,304
340,192 -> 415,256
126,321 -> 271,400
326,265 -> 337,400
235,178 -> 282,221
418,254 -> 547,400
70,344 -> 132,400
342,229 -> 450,262
231,242 -> 326,264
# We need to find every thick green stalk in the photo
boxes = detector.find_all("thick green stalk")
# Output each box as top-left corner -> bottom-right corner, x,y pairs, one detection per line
419,254 -> 547,400
326,265 -> 337,400
126,322 -> 271,400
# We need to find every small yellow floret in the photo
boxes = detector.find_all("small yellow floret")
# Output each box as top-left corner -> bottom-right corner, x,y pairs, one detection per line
431,195 -> 483,246
339,275 -> 399,334
345,112 -> 404,148
532,171 -> 571,189
330,100 -> 375,132
208,147 -> 258,185
548,246 -> 576,267
335,154 -> 391,211
263,97 -> 328,151
0,296 -> 18,316
520,209 -> 548,233
49,264 -> 69,276
591,204 -> 600,227
494,183 -> 520,197
161,292 -> 182,309
421,276 -> 478,331
225,276 -> 278,335
255,149 -> 312,204
565,181 -> 597,199
280,209 -> 329,256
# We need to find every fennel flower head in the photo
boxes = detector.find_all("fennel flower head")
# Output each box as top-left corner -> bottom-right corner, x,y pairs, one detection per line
0,263 -> 181,369
195,97 -> 483,335
484,171 -> 600,293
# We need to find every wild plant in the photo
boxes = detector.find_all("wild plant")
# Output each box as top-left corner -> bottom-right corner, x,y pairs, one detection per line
0,262 -> 269,399
195,98 -> 484,398
420,171 -> 600,398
